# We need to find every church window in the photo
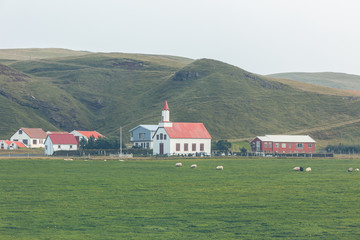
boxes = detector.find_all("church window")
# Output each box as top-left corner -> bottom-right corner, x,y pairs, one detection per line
184,143 -> 188,151
192,143 -> 196,151
160,133 -> 163,140
176,143 -> 180,151
200,143 -> 204,151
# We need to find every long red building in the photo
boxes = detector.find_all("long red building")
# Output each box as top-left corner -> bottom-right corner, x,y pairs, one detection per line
251,135 -> 316,154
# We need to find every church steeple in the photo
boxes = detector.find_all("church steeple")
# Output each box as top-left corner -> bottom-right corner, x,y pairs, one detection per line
161,100 -> 170,122
159,100 -> 172,127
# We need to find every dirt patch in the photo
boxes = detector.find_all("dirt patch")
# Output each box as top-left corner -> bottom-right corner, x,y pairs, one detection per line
0,64 -> 29,82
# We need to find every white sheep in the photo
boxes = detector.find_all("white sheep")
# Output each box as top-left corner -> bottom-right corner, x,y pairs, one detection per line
293,166 -> 300,171
216,166 -> 224,170
175,162 -> 182,167
305,167 -> 311,172
190,164 -> 197,168
348,167 -> 353,172
355,168 -> 359,172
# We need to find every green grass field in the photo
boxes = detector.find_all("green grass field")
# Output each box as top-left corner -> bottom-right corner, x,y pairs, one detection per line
1,158 -> 360,239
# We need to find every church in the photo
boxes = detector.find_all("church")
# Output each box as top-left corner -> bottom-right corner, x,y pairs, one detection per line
152,101 -> 212,156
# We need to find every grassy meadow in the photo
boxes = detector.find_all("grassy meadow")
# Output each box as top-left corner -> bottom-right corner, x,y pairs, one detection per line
1,158 -> 360,239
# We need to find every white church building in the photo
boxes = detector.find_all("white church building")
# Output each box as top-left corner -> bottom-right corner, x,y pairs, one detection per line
152,101 -> 211,156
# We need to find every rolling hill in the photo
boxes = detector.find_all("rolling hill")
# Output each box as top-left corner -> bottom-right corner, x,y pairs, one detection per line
268,72 -> 360,92
1,48 -> 360,149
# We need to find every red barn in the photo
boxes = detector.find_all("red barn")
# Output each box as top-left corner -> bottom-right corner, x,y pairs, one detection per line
251,135 -> 316,154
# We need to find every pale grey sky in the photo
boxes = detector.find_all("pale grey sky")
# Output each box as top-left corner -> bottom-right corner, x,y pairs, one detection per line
1,0 -> 359,75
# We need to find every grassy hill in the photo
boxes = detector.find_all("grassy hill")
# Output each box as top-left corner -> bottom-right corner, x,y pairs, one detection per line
268,72 -> 360,92
1,48 -> 360,149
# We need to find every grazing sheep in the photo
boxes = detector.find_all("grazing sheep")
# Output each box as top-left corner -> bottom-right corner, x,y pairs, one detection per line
348,167 -> 353,172
356,168 -> 359,172
293,166 -> 300,171
175,162 -> 182,167
306,167 -> 312,172
216,166 -> 224,170
300,166 -> 304,171
190,164 -> 197,168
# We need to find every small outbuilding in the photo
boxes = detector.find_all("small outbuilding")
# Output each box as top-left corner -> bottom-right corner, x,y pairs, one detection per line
44,133 -> 79,155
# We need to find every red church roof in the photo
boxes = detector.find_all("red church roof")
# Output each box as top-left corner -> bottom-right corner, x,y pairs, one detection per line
48,134 -> 78,144
164,123 -> 211,139
162,100 -> 169,111
76,131 -> 103,139
22,128 -> 47,139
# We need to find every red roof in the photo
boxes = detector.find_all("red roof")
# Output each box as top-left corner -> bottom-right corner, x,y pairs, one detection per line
0,140 -> 27,148
22,128 -> 47,139
47,131 -> 69,134
12,141 -> 26,148
162,100 -> 169,110
76,131 -> 103,139
48,134 -> 78,144
164,123 -> 211,139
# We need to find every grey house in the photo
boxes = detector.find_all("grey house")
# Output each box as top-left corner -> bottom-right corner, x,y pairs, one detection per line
129,125 -> 158,149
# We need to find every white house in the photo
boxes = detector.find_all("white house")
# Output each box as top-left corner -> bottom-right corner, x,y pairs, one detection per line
0,140 -> 27,150
44,133 -> 78,155
10,128 -> 47,148
70,130 -> 104,142
152,101 -> 212,156
129,125 -> 158,149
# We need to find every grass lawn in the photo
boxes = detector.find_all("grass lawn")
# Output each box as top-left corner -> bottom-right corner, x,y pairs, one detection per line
1,158 -> 360,239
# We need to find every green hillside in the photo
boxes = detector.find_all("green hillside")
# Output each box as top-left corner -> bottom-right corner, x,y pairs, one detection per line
1,48 -> 360,149
268,72 -> 360,92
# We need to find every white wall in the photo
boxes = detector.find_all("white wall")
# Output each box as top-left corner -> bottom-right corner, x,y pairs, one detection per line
44,137 -> 54,155
153,128 -> 211,155
169,138 -> 211,156
152,128 -> 170,155
0,141 -> 9,150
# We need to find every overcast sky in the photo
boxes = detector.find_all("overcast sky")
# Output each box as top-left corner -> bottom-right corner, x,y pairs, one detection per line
1,0 -> 359,75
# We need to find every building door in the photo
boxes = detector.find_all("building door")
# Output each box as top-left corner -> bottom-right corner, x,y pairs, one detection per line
159,143 -> 164,155
256,141 -> 260,152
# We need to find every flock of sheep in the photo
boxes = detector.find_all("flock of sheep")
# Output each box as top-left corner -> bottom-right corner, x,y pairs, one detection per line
293,166 -> 360,172
175,162 -> 224,170
293,166 -> 312,172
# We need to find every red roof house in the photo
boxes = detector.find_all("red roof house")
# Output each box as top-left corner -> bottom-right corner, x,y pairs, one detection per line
153,101 -> 211,156
44,133 -> 79,155
0,140 -> 27,150
251,135 -> 316,154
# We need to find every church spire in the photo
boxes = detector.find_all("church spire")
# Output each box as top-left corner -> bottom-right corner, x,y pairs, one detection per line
162,100 -> 169,111
161,100 -> 170,122
159,100 -> 172,127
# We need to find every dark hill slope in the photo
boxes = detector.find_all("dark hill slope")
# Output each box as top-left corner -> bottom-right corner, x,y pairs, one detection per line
268,72 -> 360,92
148,59 -> 360,140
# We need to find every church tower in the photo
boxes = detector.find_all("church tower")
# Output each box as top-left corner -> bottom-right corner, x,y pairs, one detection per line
159,100 -> 172,127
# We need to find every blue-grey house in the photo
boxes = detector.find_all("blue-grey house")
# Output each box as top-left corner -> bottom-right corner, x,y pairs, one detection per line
129,125 -> 158,149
